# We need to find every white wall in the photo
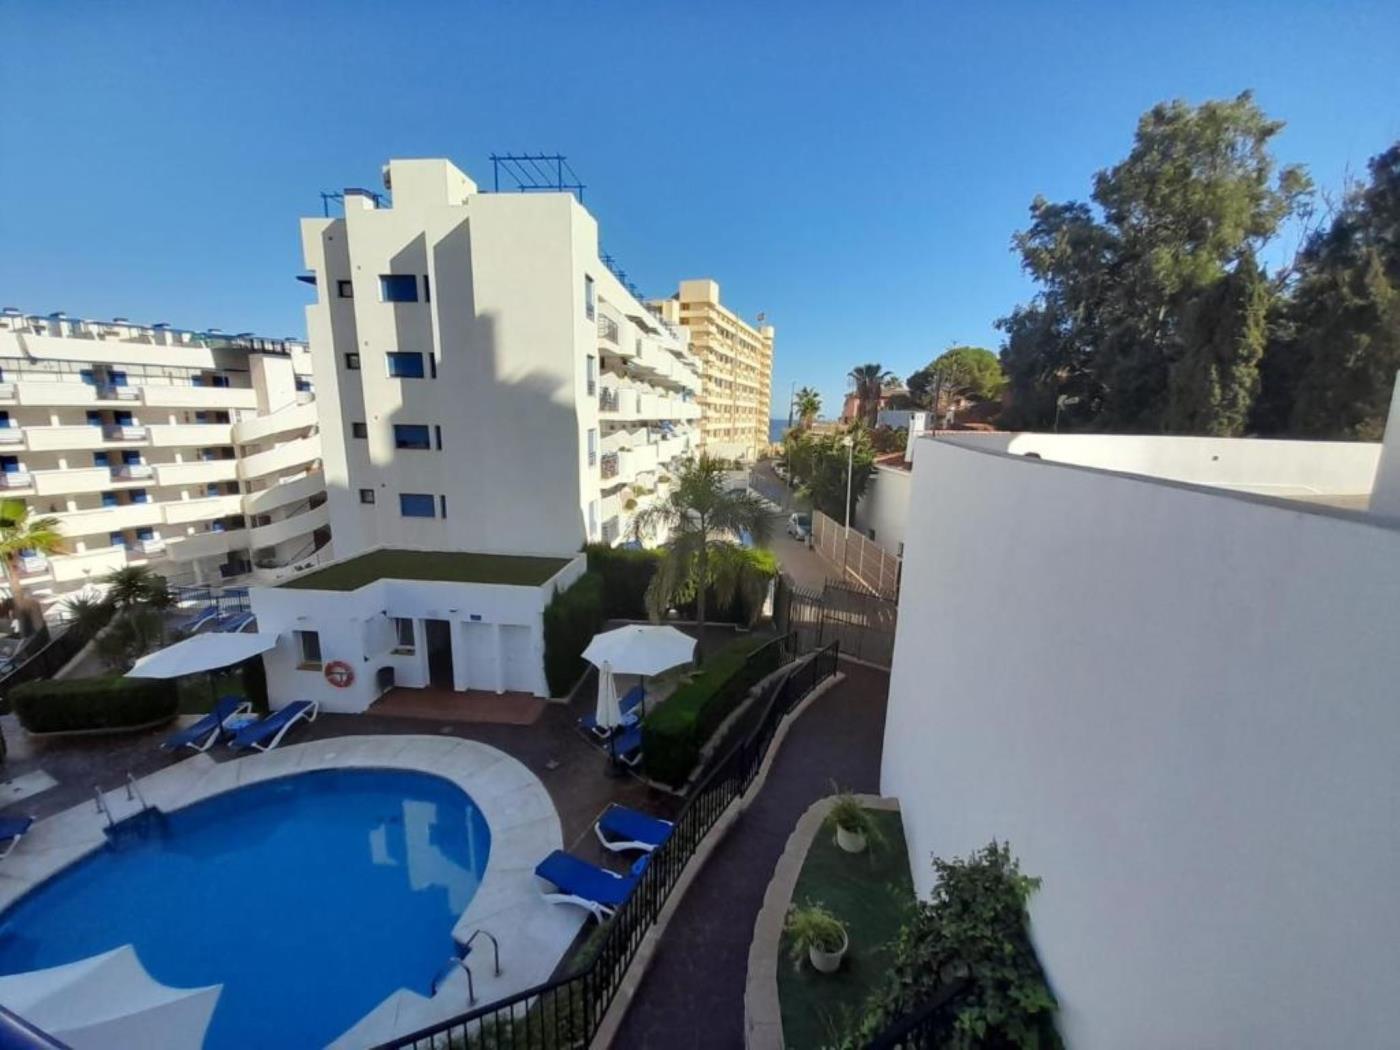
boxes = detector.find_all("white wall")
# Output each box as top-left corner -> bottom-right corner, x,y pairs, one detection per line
250,555 -> 585,712
855,463 -> 912,555
1369,374 -> 1400,518
883,439 -> 1400,1049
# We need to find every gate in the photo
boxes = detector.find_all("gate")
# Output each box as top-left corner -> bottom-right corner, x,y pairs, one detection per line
777,575 -> 898,668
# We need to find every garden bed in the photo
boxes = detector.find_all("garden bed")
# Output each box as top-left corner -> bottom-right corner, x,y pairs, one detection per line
774,804 -> 914,1048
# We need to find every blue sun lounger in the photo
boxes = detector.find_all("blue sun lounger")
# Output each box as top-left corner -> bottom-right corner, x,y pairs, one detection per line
171,605 -> 218,636
212,611 -> 255,633
162,696 -> 252,753
595,804 -> 673,854
578,685 -> 645,739
611,725 -> 643,768
228,700 -> 318,752
534,849 -> 638,922
0,817 -> 34,860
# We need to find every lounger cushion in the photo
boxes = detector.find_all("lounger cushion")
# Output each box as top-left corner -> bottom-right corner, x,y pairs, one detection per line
619,685 -> 645,714
598,805 -> 672,848
0,817 -> 34,842
613,726 -> 642,758
535,850 -> 635,907
229,701 -> 311,749
162,696 -> 243,750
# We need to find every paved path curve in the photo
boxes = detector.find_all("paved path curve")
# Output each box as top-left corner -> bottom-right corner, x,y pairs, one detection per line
613,664 -> 890,1050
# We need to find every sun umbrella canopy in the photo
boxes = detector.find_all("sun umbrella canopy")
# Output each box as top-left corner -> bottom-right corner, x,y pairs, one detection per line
582,625 -> 696,677
0,945 -> 221,1050
126,632 -> 279,679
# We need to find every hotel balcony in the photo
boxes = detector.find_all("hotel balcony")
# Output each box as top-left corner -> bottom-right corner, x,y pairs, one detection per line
0,471 -> 32,490
165,527 -> 245,563
50,547 -> 128,584
237,434 -> 320,481
242,470 -> 324,516
148,423 -> 234,448
152,459 -> 239,487
0,428 -> 23,446
247,501 -> 329,549
231,400 -> 316,445
102,424 -> 148,442
162,494 -> 244,526
0,384 -> 15,402
133,538 -> 166,558
32,466 -> 110,496
111,463 -> 154,481
600,452 -> 620,481
54,501 -> 163,535
138,384 -> 259,411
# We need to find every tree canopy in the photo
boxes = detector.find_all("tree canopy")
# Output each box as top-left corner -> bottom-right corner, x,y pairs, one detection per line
848,363 -> 897,426
907,346 -> 1005,416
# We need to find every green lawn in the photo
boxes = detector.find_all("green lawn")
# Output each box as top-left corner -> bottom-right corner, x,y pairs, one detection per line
280,549 -> 572,591
778,808 -> 915,1049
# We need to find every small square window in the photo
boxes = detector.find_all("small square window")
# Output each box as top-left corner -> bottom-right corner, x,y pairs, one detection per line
345,352 -> 361,370
379,275 -> 419,303
386,352 -> 425,379
336,279 -> 354,299
358,488 -> 375,504
393,424 -> 431,450
393,617 -> 415,653
585,275 -> 596,321
351,422 -> 368,439
296,630 -> 322,668
399,493 -> 435,518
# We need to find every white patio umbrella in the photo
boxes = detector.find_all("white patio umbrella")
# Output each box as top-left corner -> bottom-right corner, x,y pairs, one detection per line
594,660 -> 623,734
0,945 -> 221,1049
126,632 -> 279,679
581,625 -> 696,677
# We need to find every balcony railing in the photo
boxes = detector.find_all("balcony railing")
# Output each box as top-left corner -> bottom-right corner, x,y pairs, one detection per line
96,385 -> 139,402
0,385 -> 15,401
598,387 -> 620,413
102,424 -> 148,442
135,538 -> 166,557
600,452 -> 619,480
601,517 -> 620,544
598,315 -> 620,345
0,472 -> 31,489
18,556 -> 48,576
0,429 -> 22,445
111,464 -> 154,480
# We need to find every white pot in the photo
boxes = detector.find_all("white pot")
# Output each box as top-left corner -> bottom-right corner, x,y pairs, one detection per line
808,926 -> 849,974
836,824 -> 867,854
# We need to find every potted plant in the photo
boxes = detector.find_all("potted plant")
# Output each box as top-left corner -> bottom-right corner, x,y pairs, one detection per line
785,901 -> 848,974
826,786 -> 885,854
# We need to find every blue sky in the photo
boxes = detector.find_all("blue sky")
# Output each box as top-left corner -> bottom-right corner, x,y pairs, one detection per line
2,2 -> 1397,419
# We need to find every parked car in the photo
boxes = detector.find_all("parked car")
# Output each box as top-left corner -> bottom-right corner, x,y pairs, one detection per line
787,513 -> 811,541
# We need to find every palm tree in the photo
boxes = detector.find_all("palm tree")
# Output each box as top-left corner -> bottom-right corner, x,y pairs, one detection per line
794,387 -> 822,429
0,499 -> 63,636
102,564 -> 172,611
633,455 -> 772,663
848,363 -> 896,427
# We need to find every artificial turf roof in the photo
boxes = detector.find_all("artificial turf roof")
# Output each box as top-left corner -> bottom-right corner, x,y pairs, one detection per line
279,549 -> 571,591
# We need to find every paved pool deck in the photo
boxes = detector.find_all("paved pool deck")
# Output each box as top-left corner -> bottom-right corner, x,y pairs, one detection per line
612,662 -> 890,1050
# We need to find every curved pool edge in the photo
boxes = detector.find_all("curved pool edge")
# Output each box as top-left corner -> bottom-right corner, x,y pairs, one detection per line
0,736 -> 587,1050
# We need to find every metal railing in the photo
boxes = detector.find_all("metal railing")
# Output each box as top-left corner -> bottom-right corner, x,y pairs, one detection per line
598,314 -> 620,345
375,640 -> 841,1049
862,978 -> 972,1049
598,387 -> 620,413
600,451 -> 619,480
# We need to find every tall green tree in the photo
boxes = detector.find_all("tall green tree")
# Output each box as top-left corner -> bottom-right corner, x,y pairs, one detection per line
0,499 -> 64,636
847,363 -> 896,426
907,346 -> 1005,417
800,427 -> 876,522
999,92 -> 1311,434
793,386 -> 822,429
633,455 -> 771,663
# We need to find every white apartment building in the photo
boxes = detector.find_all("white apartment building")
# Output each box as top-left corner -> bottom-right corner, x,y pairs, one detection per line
0,311 -> 329,610
299,158 -> 702,559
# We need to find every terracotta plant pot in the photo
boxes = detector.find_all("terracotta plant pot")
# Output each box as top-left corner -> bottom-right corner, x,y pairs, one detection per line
808,925 -> 849,974
835,824 -> 867,854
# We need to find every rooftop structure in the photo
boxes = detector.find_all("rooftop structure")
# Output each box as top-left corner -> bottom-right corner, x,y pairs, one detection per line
0,310 -> 328,609
280,548 -> 571,590
651,280 -> 773,462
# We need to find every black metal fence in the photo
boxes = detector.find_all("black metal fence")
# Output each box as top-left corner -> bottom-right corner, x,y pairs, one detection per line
0,605 -> 116,713
863,978 -> 972,1049
777,575 -> 898,668
375,640 -> 841,1050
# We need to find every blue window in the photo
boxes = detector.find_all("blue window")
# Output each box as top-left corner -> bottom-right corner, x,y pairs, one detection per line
379,275 -> 420,302
194,411 -> 208,423
136,527 -> 154,541
0,456 -> 19,474
0,411 -> 10,429
210,375 -> 230,388
393,424 -> 431,450
295,377 -> 312,392
109,532 -> 126,548
130,488 -> 149,504
79,369 -> 97,386
109,370 -> 129,387
211,521 -> 226,533
386,352 -> 425,379
122,450 -> 141,465
93,452 -> 110,468
206,483 -> 222,497
86,411 -> 102,427
191,375 -> 203,387
101,491 -> 118,508
114,411 -> 134,426
399,493 -> 436,518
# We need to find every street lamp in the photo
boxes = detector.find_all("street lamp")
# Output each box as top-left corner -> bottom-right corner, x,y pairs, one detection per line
841,435 -> 854,537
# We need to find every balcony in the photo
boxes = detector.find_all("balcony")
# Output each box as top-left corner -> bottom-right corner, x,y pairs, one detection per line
0,472 -> 32,490
165,529 -> 242,562
247,501 -> 329,548
237,434 -> 320,481
600,452 -> 620,480
17,555 -> 49,578
599,387 -> 620,414
139,384 -> 259,411
231,400 -> 316,445
153,459 -> 239,487
598,314 -> 620,347
242,470 -> 324,516
601,517 -> 621,545
96,385 -> 140,402
55,502 -> 163,535
50,546 -> 127,584
111,463 -> 154,481
163,493 -> 243,526
148,423 -> 234,447
0,428 -> 23,446
32,466 -> 110,496
0,384 -> 15,401
133,538 -> 166,557
102,424 -> 148,442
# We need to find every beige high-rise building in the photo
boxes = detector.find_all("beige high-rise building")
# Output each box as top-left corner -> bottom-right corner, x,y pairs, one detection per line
651,279 -> 773,462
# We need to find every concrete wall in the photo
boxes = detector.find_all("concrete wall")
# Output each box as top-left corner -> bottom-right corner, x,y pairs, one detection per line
855,463 -> 912,555
1370,375 -> 1400,517
883,439 -> 1400,1049
251,555 -> 586,712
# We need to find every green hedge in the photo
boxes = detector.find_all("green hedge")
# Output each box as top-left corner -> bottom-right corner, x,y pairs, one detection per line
12,675 -> 179,734
586,544 -> 777,625
642,636 -> 784,786
543,572 -> 607,697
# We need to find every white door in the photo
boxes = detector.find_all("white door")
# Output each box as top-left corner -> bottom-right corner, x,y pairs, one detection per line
457,621 -> 498,691
500,625 -> 535,694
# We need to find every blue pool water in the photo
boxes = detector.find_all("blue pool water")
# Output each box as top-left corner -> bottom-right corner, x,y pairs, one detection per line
0,769 -> 491,1049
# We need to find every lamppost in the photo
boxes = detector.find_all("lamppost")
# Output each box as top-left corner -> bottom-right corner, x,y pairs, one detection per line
841,435 -> 854,537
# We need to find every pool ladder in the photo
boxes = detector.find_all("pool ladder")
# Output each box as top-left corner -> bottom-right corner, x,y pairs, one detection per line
432,930 -> 501,1005
93,774 -> 150,829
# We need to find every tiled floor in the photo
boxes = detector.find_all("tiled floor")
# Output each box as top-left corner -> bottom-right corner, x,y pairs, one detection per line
371,686 -> 546,726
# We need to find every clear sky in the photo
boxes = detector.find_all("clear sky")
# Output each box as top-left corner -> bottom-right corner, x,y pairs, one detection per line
2,1 -> 1397,419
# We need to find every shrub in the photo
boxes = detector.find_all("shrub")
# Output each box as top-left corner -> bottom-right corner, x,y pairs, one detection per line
785,901 -> 847,971
844,842 -> 1060,1049
642,635 -> 783,785
542,572 -> 606,696
12,675 -> 179,734
586,544 -> 661,620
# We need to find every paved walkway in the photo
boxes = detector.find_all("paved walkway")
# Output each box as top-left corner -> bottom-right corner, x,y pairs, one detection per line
613,663 -> 890,1050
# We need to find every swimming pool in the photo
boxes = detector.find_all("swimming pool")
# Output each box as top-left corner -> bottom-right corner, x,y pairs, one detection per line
0,768 -> 491,1049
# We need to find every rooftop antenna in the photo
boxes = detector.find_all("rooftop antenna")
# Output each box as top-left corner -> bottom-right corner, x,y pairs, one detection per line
488,154 -> 585,203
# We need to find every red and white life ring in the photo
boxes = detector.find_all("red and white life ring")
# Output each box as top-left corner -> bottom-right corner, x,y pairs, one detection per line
324,660 -> 355,688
